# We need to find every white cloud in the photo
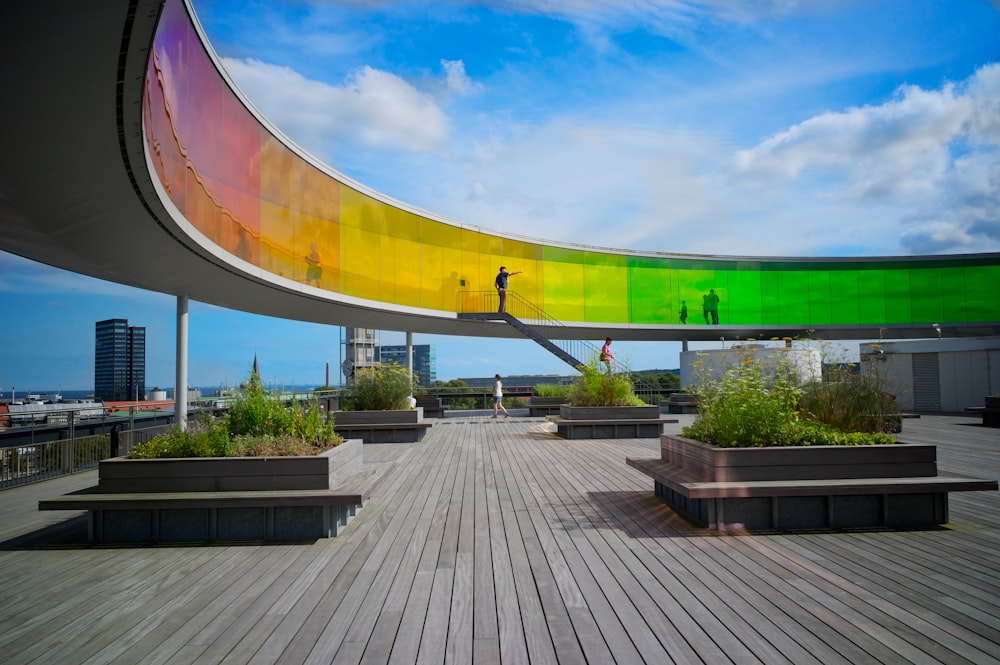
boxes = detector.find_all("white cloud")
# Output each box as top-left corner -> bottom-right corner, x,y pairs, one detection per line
441,59 -> 483,96
221,58 -> 449,153
731,63 -> 1000,254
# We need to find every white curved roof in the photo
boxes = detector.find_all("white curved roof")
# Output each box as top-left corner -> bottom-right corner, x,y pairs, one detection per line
2,1 -> 997,343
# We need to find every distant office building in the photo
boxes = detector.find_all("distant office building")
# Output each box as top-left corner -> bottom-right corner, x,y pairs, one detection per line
379,344 -> 436,387
342,327 -> 379,386
458,374 -> 571,389
95,319 -> 146,402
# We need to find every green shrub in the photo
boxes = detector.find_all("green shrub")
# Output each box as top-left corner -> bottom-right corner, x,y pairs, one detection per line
798,380 -> 901,434
683,354 -> 802,447
683,348 -> 897,448
443,396 -> 478,410
342,363 -> 413,411
570,363 -> 646,407
533,383 -> 572,397
130,370 -> 340,459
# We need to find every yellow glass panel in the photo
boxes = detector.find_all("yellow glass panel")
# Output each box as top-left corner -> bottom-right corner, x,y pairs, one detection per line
422,217 -> 459,249
386,235 -> 423,306
299,213 -> 339,291
341,225 -> 381,300
260,135 -> 302,206
383,206 -> 421,242
301,164 -> 339,222
259,200 -> 298,281
341,187 -> 382,232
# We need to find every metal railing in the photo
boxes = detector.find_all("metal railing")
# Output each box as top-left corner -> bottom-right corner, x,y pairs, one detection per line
0,405 -> 177,490
458,290 -> 663,398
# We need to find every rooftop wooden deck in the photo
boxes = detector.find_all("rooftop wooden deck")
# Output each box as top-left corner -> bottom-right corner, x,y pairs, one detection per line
1,414 -> 998,664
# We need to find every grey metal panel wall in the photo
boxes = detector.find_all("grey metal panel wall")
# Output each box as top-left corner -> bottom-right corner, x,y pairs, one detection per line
912,353 -> 941,413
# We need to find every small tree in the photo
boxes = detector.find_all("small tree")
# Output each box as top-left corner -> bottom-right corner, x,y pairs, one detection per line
570,362 -> 645,407
344,364 -> 412,410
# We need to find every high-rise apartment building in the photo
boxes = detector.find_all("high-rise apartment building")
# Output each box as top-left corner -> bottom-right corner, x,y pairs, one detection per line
95,318 -> 146,402
378,344 -> 436,388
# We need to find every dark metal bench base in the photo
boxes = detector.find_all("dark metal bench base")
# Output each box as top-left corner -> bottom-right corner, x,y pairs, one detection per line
548,417 -> 678,439
39,490 -> 365,543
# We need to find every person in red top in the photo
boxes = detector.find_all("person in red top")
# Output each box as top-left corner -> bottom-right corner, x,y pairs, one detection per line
600,337 -> 614,374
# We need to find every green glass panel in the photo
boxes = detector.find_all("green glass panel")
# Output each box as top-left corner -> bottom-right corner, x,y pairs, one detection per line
628,262 -> 672,324
759,271 -> 780,325
829,270 -> 860,324
728,270 -> 763,325
857,270 -> 887,324
939,269 -> 967,322
964,265 -> 1000,322
584,256 -> 628,323
807,271 -> 832,325
908,268 -> 943,323
776,272 -> 809,325
884,270 -> 912,323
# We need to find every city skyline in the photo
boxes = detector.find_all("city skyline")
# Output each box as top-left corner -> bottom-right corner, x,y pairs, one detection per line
2,0 -> 998,390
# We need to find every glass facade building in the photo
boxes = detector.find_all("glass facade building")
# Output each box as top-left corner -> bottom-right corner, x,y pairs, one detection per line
95,319 -> 146,402
141,1 -> 1000,334
378,345 -> 437,388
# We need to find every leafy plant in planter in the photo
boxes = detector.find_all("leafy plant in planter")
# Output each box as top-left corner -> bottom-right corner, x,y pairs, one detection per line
130,371 -> 341,458
683,349 -> 894,448
341,363 -> 413,411
534,383 -> 572,398
569,362 -> 646,407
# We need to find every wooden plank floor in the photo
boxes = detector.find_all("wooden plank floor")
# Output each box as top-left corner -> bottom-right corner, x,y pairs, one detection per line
0,414 -> 997,664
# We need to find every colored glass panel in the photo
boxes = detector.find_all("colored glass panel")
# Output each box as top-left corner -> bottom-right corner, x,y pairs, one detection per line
144,0 -> 1000,333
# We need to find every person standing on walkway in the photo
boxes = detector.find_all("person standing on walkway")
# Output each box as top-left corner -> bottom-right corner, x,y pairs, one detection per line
495,265 -> 522,313
705,288 -> 720,325
491,374 -> 510,418
600,337 -> 614,374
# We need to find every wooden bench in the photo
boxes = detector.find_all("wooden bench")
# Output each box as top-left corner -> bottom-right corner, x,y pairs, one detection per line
965,405 -> 1000,427
414,396 -> 450,418
626,456 -> 997,531
333,421 -> 432,443
528,396 -> 570,417
39,488 -> 366,544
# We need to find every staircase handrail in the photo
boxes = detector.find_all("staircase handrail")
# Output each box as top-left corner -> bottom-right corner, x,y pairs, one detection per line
458,290 -> 661,397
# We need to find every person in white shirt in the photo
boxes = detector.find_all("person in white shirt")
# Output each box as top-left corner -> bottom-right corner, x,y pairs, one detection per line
491,373 -> 510,419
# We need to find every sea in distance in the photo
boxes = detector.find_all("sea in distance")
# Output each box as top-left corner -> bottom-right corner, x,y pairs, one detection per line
14,385 -> 327,402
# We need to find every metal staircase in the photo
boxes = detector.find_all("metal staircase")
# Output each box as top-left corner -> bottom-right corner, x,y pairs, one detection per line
457,291 -> 638,377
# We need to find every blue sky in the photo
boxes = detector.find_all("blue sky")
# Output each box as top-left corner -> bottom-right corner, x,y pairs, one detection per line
2,0 -> 999,393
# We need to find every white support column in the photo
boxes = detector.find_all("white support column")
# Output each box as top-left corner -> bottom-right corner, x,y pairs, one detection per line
176,294 -> 189,431
406,331 -> 414,394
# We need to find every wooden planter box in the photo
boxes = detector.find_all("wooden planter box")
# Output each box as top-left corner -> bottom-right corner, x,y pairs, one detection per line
77,440 -> 367,543
628,434 -> 997,530
98,438 -> 363,492
659,434 -> 937,482
333,408 -> 431,443
551,404 -> 672,439
559,405 -> 659,420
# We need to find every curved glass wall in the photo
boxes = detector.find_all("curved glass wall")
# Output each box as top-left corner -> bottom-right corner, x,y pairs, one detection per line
144,0 -> 1000,329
